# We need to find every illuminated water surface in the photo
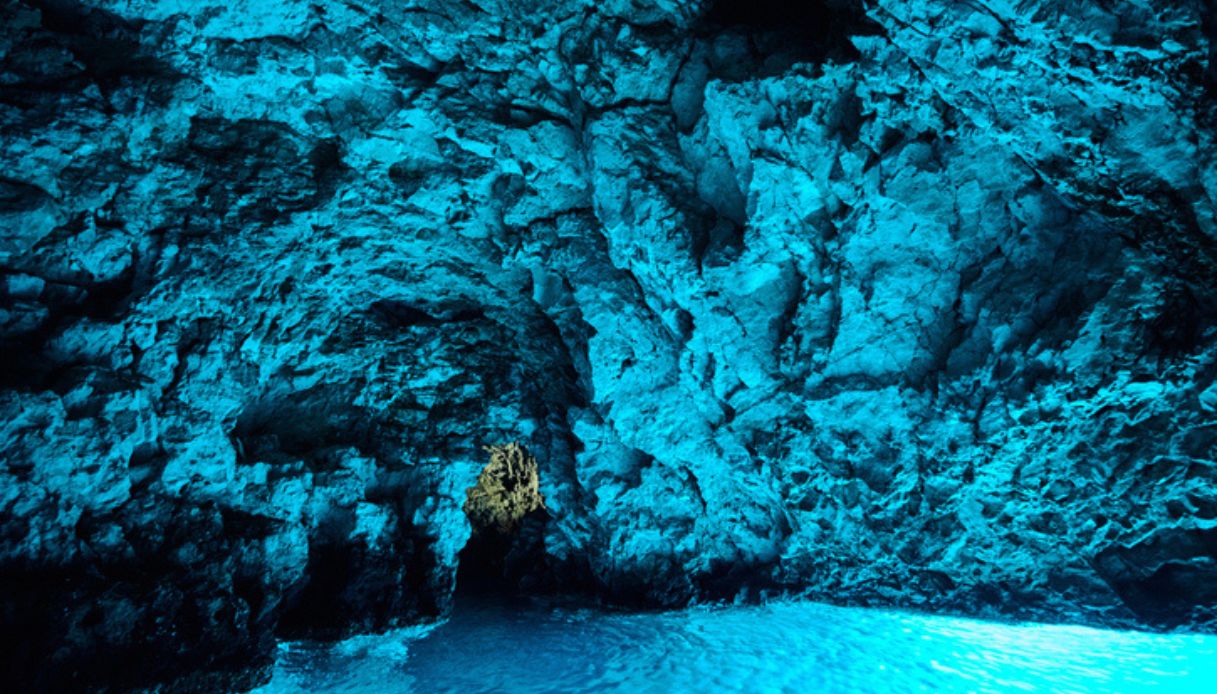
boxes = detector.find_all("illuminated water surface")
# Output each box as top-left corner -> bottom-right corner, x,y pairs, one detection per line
258,597 -> 1217,693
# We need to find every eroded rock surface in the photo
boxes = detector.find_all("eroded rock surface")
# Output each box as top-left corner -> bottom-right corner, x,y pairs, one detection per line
2,0 -> 1216,689
465,443 -> 546,536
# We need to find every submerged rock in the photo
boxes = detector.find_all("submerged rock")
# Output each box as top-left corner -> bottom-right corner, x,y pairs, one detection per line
1,0 -> 1216,689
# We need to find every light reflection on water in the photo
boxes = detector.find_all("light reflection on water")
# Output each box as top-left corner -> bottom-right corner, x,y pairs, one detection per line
257,597 -> 1217,693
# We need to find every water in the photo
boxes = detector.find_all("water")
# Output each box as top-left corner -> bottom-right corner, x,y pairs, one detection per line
257,598 -> 1217,693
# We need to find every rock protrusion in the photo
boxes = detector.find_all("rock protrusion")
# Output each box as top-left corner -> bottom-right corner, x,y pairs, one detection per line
464,443 -> 547,536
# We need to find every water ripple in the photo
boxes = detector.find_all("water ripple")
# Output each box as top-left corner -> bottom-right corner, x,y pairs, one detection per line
257,598 -> 1217,693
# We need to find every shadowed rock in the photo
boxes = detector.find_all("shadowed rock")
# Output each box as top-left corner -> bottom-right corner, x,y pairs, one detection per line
2,0 -> 1217,689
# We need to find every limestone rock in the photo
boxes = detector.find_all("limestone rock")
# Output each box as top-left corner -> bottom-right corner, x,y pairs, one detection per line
464,443 -> 547,536
2,0 -> 1216,689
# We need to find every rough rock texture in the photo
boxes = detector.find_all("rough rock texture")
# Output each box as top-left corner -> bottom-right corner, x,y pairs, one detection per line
464,443 -> 546,535
459,442 -> 549,593
2,0 -> 1216,689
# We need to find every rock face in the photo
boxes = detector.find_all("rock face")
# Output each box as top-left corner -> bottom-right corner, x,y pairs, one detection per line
2,0 -> 1216,688
464,443 -> 546,536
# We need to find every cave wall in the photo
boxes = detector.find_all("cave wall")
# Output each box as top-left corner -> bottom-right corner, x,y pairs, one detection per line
2,0 -> 1216,689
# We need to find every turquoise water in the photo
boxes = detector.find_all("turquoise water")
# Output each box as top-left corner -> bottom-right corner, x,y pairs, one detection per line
258,598 -> 1217,693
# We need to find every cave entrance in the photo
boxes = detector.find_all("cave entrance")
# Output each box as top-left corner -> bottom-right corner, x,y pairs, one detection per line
455,443 -> 548,597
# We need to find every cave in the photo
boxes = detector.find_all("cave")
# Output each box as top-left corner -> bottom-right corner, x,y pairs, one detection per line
6,0 -> 1217,690
454,443 -> 550,597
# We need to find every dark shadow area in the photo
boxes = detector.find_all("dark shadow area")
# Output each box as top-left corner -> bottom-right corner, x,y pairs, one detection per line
455,523 -> 514,596
3,0 -> 182,115
230,382 -> 380,470
276,510 -> 446,640
179,117 -> 345,225
0,256 -> 146,392
454,508 -> 549,599
1142,285 -> 1213,360
690,212 -> 746,271
1095,526 -> 1217,628
699,0 -> 881,71
0,499 -> 283,693
454,443 -> 551,599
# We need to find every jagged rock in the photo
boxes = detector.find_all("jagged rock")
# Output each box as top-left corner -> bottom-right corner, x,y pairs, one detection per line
464,443 -> 547,536
2,0 -> 1216,689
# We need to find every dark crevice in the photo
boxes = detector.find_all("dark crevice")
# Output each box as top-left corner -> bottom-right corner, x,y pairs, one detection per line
454,508 -> 551,599
0,177 -> 52,212
0,246 -> 148,391
276,506 -> 445,640
454,527 -> 512,596
178,117 -> 346,225
691,214 -> 746,271
455,444 -> 551,598
1206,0 -> 1217,93
7,0 -> 182,107
369,299 -> 487,328
1142,285 -> 1213,360
697,0 -> 881,74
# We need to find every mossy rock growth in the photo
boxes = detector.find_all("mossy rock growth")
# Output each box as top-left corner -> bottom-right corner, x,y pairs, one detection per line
463,443 -> 546,536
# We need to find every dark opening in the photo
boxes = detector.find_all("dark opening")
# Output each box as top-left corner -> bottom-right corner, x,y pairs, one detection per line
1207,7 -> 1217,93
277,542 -> 357,636
700,0 -> 881,69
454,444 -> 549,598
456,526 -> 510,595
1143,285 -> 1210,359
455,507 -> 551,598
691,215 -> 746,270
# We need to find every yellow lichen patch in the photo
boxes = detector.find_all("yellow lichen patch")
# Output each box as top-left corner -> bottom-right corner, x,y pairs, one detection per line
463,443 -> 546,535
